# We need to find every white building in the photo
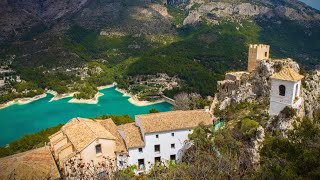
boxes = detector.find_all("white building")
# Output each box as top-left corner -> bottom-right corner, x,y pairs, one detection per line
49,110 -> 213,175
118,110 -> 212,173
269,67 -> 304,115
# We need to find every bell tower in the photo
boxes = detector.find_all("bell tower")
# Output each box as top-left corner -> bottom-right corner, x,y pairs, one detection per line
247,44 -> 270,72
268,67 -> 304,115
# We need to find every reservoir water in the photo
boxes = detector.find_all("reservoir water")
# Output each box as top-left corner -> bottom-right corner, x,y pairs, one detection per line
0,87 -> 172,146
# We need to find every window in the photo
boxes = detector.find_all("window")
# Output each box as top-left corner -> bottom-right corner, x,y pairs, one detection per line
95,144 -> 102,154
156,134 -> 159,138
171,143 -> 175,149
155,156 -> 161,163
279,85 -> 286,96
171,133 -> 174,136
139,148 -> 143,153
138,159 -> 145,170
170,154 -> 176,161
265,52 -> 268,57
119,160 -> 124,166
295,84 -> 299,97
154,144 -> 160,153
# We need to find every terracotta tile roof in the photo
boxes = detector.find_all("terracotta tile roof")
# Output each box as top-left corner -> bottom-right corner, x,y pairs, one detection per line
98,119 -> 128,154
0,146 -> 60,180
61,118 -> 116,151
48,130 -> 62,139
118,123 -> 145,148
136,110 -> 213,134
271,67 -> 304,82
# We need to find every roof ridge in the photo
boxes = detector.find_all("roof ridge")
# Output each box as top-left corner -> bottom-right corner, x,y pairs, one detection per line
81,118 -> 99,140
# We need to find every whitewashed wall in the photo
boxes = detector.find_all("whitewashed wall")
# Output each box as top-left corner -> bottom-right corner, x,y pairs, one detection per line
126,129 -> 193,173
269,79 -> 301,115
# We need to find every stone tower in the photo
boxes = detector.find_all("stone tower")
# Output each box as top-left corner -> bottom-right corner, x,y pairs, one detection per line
247,44 -> 270,72
269,67 -> 304,115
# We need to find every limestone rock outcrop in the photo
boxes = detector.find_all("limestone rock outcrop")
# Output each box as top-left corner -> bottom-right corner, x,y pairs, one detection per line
303,70 -> 320,119
183,1 -> 320,26
216,58 -> 300,110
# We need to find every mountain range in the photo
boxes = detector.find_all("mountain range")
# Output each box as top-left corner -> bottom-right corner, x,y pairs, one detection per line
0,0 -> 319,97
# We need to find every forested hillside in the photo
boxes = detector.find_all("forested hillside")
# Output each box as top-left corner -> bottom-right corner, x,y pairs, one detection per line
0,0 -> 319,101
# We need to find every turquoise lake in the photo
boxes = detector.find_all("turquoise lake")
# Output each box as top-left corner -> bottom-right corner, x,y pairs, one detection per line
0,87 -> 172,146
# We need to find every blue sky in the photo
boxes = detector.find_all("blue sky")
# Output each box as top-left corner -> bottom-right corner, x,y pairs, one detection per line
300,0 -> 320,10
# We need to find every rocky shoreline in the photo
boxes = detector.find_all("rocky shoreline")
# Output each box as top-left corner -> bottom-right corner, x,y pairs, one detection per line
0,83 -> 165,109
0,94 -> 47,109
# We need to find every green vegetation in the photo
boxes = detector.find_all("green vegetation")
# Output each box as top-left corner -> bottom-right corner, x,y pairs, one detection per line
280,106 -> 297,119
0,89 -> 45,104
149,108 -> 160,113
167,6 -> 188,27
215,99 -> 270,126
240,118 -> 259,139
94,114 -> 134,125
73,83 -> 98,99
0,124 -> 63,158
258,117 -> 320,179
258,19 -> 320,68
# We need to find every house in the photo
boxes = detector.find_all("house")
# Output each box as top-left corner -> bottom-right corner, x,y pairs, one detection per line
0,146 -> 60,180
49,110 -> 213,175
48,118 -> 127,173
269,67 -> 304,115
118,110 -> 213,173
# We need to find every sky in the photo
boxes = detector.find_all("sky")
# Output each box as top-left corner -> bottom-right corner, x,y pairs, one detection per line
300,0 -> 320,10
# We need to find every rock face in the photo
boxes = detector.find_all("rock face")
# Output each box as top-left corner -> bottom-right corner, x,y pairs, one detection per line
183,0 -> 320,26
184,2 -> 270,25
0,0 -> 89,42
249,126 -> 265,164
303,70 -> 320,119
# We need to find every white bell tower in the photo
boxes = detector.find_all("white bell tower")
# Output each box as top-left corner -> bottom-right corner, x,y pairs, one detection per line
269,67 -> 304,115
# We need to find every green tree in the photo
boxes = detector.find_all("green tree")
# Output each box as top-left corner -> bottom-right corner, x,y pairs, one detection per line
149,108 -> 159,113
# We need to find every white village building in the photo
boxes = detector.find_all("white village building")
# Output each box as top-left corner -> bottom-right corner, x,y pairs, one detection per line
268,67 -> 304,115
49,110 -> 213,174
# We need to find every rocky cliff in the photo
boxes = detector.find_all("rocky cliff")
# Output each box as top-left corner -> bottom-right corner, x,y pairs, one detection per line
303,70 -> 320,119
184,0 -> 320,26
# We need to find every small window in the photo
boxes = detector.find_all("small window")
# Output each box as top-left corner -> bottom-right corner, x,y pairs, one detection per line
139,148 -> 143,153
138,159 -> 145,170
155,156 -> 161,163
154,144 -> 160,152
171,133 -> 174,136
119,161 -> 124,166
171,143 -> 175,149
170,154 -> 176,161
279,85 -> 286,96
156,134 -> 159,138
95,144 -> 102,154
265,52 -> 268,57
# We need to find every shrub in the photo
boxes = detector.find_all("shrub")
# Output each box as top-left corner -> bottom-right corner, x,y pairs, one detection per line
94,114 -> 134,125
149,108 -> 159,113
281,106 -> 296,119
240,118 -> 259,139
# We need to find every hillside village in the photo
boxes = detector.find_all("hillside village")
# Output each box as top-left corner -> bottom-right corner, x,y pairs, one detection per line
0,44 -> 319,179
